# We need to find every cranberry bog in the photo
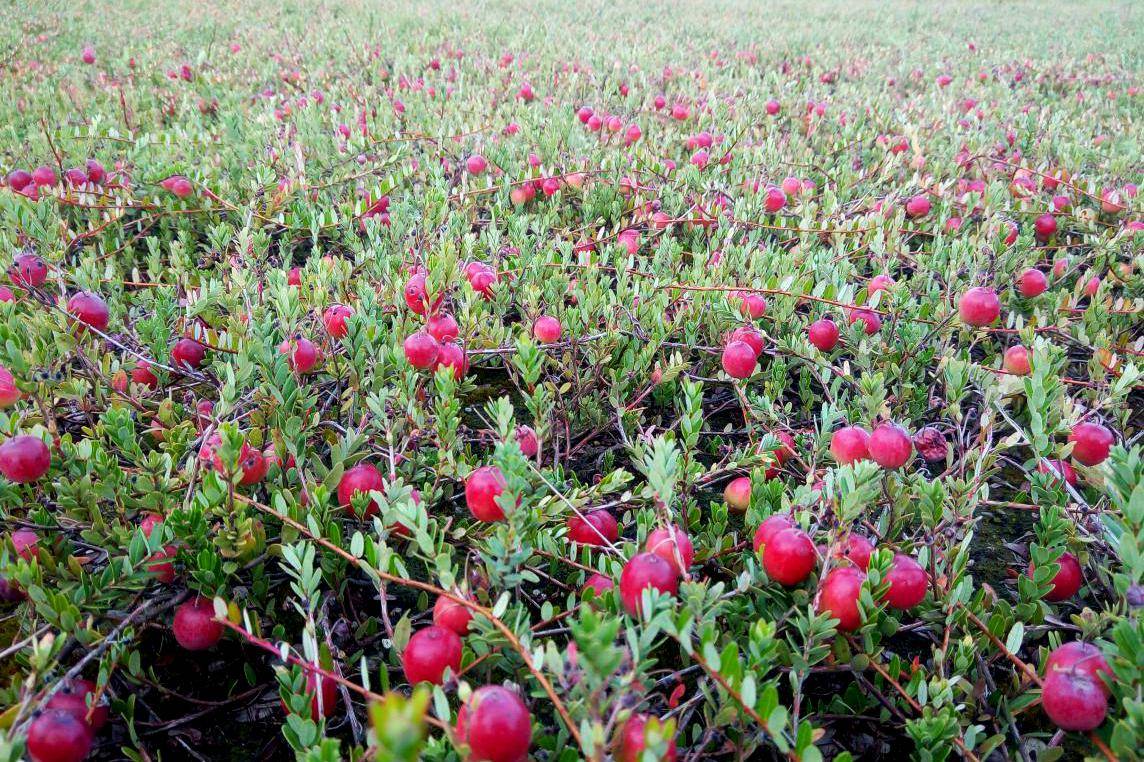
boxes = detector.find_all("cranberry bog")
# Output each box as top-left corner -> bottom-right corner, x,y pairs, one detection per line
0,0 -> 1142,760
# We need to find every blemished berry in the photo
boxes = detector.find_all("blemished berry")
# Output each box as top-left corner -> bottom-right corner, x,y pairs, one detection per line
173,596 -> 223,651
762,528 -> 817,586
1030,551 -> 1083,602
1068,421 -> 1114,466
816,566 -> 865,631
337,463 -> 384,519
11,254 -> 49,287
322,304 -> 355,338
619,552 -> 680,615
883,554 -> 927,609
0,434 -> 52,483
402,625 -> 463,685
832,534 -> 875,570
465,465 -> 509,521
567,510 -> 619,547
26,709 -> 93,762
455,685 -> 532,762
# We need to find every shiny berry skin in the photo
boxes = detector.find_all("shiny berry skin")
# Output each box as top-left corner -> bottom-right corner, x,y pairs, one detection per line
618,713 -> 678,762
1030,551 -> 1083,602
904,194 -> 931,218
32,166 -> 57,188
66,291 -> 110,331
1068,422 -> 1114,466
170,338 -> 207,370
11,528 -> 38,560
567,510 -> 619,547
762,528 -> 817,586
1038,459 -> 1077,487
619,552 -> 681,615
173,596 -> 223,650
403,272 -> 439,315
6,169 -> 31,191
816,566 -> 864,631
847,308 -> 881,335
721,340 -> 757,379
337,463 -> 384,519
321,304 -> 354,338
26,709 -> 93,762
213,442 -> 267,486
0,435 -> 51,483
729,325 -> 765,356
514,425 -> 538,458
434,341 -> 467,379
724,476 -> 752,513
286,669 -> 339,720
466,154 -> 488,175
533,315 -> 562,343
1033,213 -> 1057,241
1041,669 -> 1107,731
868,274 -> 895,294
46,678 -> 108,731
1016,268 -> 1048,298
883,554 -> 927,609
402,332 -> 440,369
868,423 -> 913,469
832,534 -> 875,570
455,685 -> 532,762
1002,345 -> 1031,376
808,318 -> 839,351
465,466 -> 508,521
752,514 -> 795,553
148,544 -> 177,584
279,336 -> 321,373
0,364 -> 19,407
427,312 -> 459,343
130,360 -> 159,389
85,160 -> 105,185
645,525 -> 694,573
739,292 -> 767,318
583,573 -> 615,596
763,186 -> 787,213
1045,642 -> 1111,692
11,254 -> 49,287
467,265 -> 498,297
831,426 -> 870,465
433,595 -> 473,635
402,625 -> 463,685
958,287 -> 1001,327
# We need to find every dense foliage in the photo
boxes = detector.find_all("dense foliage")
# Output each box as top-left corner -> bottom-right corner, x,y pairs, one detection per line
0,0 -> 1141,759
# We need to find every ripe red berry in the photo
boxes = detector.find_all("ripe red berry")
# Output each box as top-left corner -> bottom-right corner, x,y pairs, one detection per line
567,510 -> 619,547
66,291 -> 110,332
465,466 -> 509,521
883,554 -> 927,609
762,528 -> 817,586
403,332 -> 440,369
0,435 -> 51,483
1068,422 -> 1114,466
619,552 -> 681,616
130,360 -> 159,389
721,340 -> 757,379
403,272 -> 440,315
763,186 -> 787,213
455,685 -> 532,762
739,292 -> 767,318
1041,669 -> 1107,731
514,425 -> 538,458
847,308 -> 882,335
6,169 -> 32,191
618,713 -> 678,762
808,318 -> 839,351
286,669 -> 339,720
279,336 -> 321,373
337,463 -> 384,519
1045,642 -> 1111,692
1030,551 -> 1083,602
466,154 -> 488,175
583,573 -> 615,596
433,594 -> 473,635
170,338 -> 207,370
211,441 -> 267,486
724,476 -> 751,513
1033,213 -> 1057,241
12,528 -> 38,560
726,325 -> 763,356
26,709 -> 93,762
817,566 -> 864,631
0,364 -> 19,407
46,678 -> 108,731
533,315 -> 562,343
434,341 -> 468,379
1016,268 -> 1048,298
173,596 -> 223,651
904,194 -> 931,218
1038,459 -> 1077,487
958,286 -> 1001,327
832,534 -> 875,570
868,274 -> 895,295
645,525 -> 694,573
427,312 -> 459,343
32,166 -> 58,188
868,423 -> 913,469
11,254 -> 49,287
321,304 -> 354,338
752,514 -> 795,553
830,426 -> 870,465
402,625 -> 463,685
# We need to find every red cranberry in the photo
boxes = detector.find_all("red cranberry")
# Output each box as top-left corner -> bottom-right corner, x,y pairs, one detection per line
721,340 -> 757,379
847,308 -> 882,335
567,510 -> 619,547
808,318 -> 839,351
832,534 -> 874,570
913,427 -> 948,462
883,554 -> 927,609
1068,422 -> 1114,466
427,312 -> 460,343
1038,459 -> 1077,487
1041,669 -> 1107,731
337,463 -> 384,519
583,573 -> 615,596
619,552 -> 681,616
763,528 -> 817,586
816,566 -> 864,631
1003,345 -> 1031,376
403,332 -> 440,370
322,304 -> 355,339
724,476 -> 751,513
46,678 -> 108,731
173,596 -> 223,650
752,514 -> 794,553
402,625 -> 463,685
645,525 -> 694,573
465,466 -> 508,522
455,685 -> 532,762
1016,268 -> 1048,298
403,272 -> 440,315
279,336 -> 321,373
830,426 -> 870,465
26,709 -> 93,762
1033,213 -> 1057,242
514,425 -> 538,458
1045,642 -> 1111,692
11,254 -> 49,287
433,595 -> 473,635
618,713 -> 678,762
958,286 -> 1001,327
868,423 -> 913,469
434,341 -> 467,379
0,435 -> 51,483
31,166 -> 57,188
1030,551 -> 1083,602
533,315 -> 562,343
170,338 -> 207,370
11,528 -> 38,560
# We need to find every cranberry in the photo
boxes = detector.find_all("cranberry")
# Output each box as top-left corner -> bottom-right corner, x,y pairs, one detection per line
645,525 -> 694,573
0,435 -> 51,483
514,425 -> 538,458
46,678 -> 108,730
721,340 -> 757,379
170,338 -> 207,370
455,685 -> 532,762
1030,551 -> 1083,602
1033,213 -> 1057,241
832,534 -> 875,570
212,441 -> 267,486
26,709 -> 93,762
533,315 -> 562,343
1045,642 -> 1111,692
830,426 -> 870,465
958,286 -> 1001,327
567,510 -> 619,547
1002,345 -> 1031,376
1016,268 -> 1048,298
130,360 -> 159,389
6,169 -> 32,191
435,341 -> 468,379
583,573 -> 615,596
1038,459 -> 1077,487
808,318 -> 839,351
763,186 -> 787,213
32,166 -> 57,188
285,669 -> 338,720
1041,669 -> 1107,731
619,552 -> 680,616
868,423 -> 913,469
816,566 -> 864,631
66,291 -> 110,332
904,194 -> 931,218
724,476 -> 752,513
465,466 -> 509,521
403,272 -> 440,315
11,528 -> 38,560
427,312 -> 460,343
279,336 -> 321,373
322,304 -> 355,339
466,155 -> 488,175
403,332 -> 440,369
729,325 -> 765,356
433,595 -> 473,635
763,528 -> 817,586
402,625 -> 463,685
172,596 -> 223,650
752,514 -> 795,553
848,308 -> 881,335
1068,422 -> 1114,466
913,426 -> 948,462
883,554 -> 927,609
337,463 -> 384,519
11,254 -> 49,287
618,713 -> 678,762
0,364 -> 19,407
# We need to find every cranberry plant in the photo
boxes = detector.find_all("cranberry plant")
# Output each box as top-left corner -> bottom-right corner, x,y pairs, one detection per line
0,0 -> 1141,760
